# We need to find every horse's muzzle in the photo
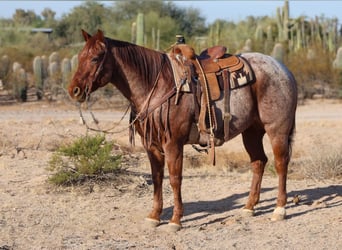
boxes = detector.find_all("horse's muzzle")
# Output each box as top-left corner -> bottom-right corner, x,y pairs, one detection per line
70,86 -> 86,102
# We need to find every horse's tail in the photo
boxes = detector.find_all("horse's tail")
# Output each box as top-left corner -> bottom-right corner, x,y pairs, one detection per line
288,117 -> 296,159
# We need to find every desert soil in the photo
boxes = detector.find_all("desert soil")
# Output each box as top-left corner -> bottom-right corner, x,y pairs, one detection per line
0,98 -> 341,249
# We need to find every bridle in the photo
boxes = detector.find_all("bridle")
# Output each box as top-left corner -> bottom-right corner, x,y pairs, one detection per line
78,50 -> 173,135
84,39 -> 109,99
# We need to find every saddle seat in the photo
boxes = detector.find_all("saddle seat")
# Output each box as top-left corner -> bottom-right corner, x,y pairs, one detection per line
198,45 -> 244,74
198,45 -> 227,60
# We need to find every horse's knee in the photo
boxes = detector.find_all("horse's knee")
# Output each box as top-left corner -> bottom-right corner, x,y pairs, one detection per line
169,175 -> 182,188
251,159 -> 267,174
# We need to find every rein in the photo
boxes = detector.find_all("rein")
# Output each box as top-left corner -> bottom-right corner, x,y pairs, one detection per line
79,53 -> 175,135
78,103 -> 131,134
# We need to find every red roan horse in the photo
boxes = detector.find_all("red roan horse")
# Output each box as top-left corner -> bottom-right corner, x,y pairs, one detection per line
68,30 -> 297,231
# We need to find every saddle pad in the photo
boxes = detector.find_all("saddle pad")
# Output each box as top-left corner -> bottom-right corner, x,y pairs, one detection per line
229,56 -> 255,89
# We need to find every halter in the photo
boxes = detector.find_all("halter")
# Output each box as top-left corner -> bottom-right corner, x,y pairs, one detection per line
85,39 -> 109,99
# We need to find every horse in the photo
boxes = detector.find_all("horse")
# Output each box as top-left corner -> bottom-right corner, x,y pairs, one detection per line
68,29 -> 297,231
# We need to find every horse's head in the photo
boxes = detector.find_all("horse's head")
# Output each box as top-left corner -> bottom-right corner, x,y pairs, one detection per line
68,29 -> 111,102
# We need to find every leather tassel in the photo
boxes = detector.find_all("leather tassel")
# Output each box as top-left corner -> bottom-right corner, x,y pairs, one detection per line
209,136 -> 216,166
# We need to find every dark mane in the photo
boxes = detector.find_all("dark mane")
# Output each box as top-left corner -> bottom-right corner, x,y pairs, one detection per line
107,38 -> 166,89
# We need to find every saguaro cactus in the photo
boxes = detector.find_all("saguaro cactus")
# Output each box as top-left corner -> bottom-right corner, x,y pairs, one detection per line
33,56 -> 44,100
48,51 -> 60,79
71,54 -> 78,73
333,47 -> 342,70
136,13 -> 145,46
61,58 -> 71,88
12,62 -> 28,102
0,55 -> 10,84
276,0 -> 290,42
131,22 -> 137,44
271,43 -> 285,63
254,24 -> 264,41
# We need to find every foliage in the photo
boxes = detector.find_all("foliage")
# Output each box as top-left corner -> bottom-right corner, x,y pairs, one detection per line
286,45 -> 338,98
48,135 -> 122,185
54,1 -> 111,44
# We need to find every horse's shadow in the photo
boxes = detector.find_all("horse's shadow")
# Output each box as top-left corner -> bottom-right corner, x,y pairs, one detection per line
286,184 -> 342,218
160,184 -> 342,224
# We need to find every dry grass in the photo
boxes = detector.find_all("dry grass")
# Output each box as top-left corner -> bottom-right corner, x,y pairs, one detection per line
300,144 -> 342,180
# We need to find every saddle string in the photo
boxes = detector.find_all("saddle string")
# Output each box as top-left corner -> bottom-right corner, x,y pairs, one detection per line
195,57 -> 216,165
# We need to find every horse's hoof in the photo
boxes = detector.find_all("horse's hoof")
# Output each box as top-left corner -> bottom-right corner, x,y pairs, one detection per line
144,217 -> 160,228
241,208 -> 254,217
167,222 -> 182,232
271,207 -> 286,221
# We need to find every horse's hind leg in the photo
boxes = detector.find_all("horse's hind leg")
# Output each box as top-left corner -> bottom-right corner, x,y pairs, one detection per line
145,146 -> 165,227
266,129 -> 293,221
241,124 -> 268,215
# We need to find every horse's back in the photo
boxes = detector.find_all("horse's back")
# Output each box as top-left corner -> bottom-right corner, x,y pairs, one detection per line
241,52 -> 297,92
241,52 -> 297,132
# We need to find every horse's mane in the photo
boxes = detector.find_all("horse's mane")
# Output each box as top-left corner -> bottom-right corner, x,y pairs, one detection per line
107,38 -> 167,89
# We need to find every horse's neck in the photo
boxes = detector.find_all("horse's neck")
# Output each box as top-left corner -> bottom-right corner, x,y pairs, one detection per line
110,43 -> 166,111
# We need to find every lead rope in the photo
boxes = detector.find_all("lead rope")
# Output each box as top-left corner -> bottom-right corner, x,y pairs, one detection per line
78,102 -> 133,134
78,54 -> 167,135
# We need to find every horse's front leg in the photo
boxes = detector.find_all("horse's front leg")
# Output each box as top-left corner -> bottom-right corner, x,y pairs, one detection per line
164,142 -> 184,231
145,146 -> 165,227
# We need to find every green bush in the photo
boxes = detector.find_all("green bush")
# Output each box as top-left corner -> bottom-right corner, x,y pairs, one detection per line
48,135 -> 121,185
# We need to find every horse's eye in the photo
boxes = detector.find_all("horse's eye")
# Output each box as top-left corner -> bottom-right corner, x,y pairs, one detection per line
91,57 -> 99,64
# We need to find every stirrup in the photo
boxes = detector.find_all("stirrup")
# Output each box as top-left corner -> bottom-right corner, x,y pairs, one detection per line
191,144 -> 209,154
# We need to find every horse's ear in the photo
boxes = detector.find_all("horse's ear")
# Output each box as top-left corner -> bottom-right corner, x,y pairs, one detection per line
97,29 -> 104,42
82,29 -> 92,41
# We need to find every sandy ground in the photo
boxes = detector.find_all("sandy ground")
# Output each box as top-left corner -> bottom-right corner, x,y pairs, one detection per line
0,98 -> 341,249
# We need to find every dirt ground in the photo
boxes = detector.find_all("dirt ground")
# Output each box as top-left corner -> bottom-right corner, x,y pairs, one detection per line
0,98 -> 341,249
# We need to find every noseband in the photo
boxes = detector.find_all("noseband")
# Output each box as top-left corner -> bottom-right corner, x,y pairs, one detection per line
85,40 -> 109,98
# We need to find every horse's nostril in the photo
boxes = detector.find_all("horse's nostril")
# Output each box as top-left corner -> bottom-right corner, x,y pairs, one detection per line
73,87 -> 81,97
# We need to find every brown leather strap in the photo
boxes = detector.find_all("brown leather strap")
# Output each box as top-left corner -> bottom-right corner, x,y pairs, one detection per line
222,69 -> 231,141
138,87 -> 176,121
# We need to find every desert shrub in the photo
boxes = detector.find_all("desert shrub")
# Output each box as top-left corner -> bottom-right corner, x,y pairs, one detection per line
301,145 -> 342,180
48,135 -> 121,185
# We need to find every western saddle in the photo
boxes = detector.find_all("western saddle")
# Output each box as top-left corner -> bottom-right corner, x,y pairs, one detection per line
168,43 -> 255,164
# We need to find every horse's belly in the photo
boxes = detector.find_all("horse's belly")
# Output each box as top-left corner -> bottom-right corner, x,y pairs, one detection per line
215,86 -> 256,140
186,86 -> 256,146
